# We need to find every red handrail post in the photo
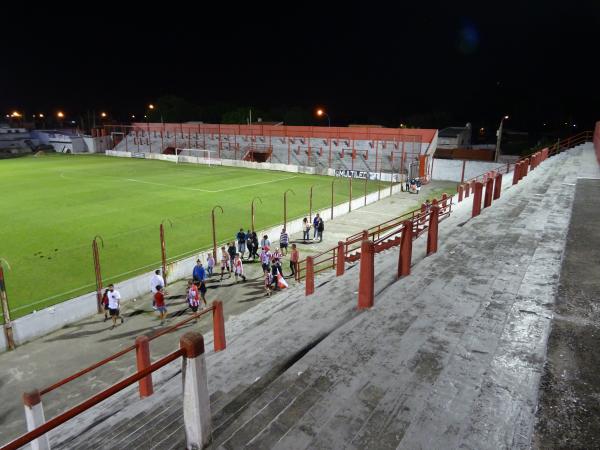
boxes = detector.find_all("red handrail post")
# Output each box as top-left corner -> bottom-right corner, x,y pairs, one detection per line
336,241 -> 345,276
512,162 -> 521,185
22,389 -> 50,450
135,335 -> 153,398
357,240 -> 375,310
212,301 -> 226,352
472,182 -> 483,218
426,205 -> 440,255
484,177 -> 494,208
397,220 -> 413,278
180,332 -> 211,449
441,193 -> 448,211
457,185 -> 464,202
522,158 -> 529,178
464,182 -> 470,198
493,173 -> 503,200
305,257 -> 315,296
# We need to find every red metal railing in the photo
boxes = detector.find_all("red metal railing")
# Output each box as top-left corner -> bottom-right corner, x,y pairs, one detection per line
39,303 -> 218,397
296,195 -> 454,281
1,348 -> 184,450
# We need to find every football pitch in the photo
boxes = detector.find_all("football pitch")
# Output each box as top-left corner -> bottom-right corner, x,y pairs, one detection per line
0,154 -> 393,318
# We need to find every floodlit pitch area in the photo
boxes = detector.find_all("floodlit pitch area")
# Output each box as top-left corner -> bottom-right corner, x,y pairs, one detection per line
0,154 -> 395,318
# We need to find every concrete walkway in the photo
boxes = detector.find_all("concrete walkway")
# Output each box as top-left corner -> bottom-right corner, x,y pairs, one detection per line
38,144 -> 594,449
0,180 -> 454,446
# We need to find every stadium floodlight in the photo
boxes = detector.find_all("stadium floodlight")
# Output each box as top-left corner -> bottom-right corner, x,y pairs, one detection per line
101,112 -> 107,118
57,111 -> 64,118
495,114 -> 510,162
11,111 -> 21,118
39,113 -> 44,118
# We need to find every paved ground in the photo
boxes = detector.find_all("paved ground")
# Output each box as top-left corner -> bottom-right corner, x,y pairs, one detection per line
533,177 -> 600,448
29,144 -> 593,450
0,180 -> 455,446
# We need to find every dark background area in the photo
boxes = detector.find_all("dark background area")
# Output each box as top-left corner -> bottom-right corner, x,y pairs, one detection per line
1,1 -> 598,147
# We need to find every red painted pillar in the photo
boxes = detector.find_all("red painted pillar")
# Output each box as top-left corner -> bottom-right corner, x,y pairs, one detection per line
460,160 -> 466,183
522,159 -> 529,178
484,177 -> 494,208
426,205 -> 440,255
305,256 -> 314,296
135,335 -> 153,398
419,202 -> 427,227
513,162 -> 521,185
493,173 -> 502,200
472,181 -> 483,217
441,193 -> 448,211
336,241 -> 345,276
357,240 -> 375,310
212,300 -> 226,351
458,185 -> 464,202
464,182 -> 470,198
397,220 -> 413,278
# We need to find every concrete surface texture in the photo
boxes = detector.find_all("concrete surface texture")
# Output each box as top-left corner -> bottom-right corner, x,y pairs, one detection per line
0,180 -> 453,446
22,143 -> 591,450
431,157 -> 504,182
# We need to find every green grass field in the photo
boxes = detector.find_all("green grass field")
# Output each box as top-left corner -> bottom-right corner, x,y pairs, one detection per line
0,154 -> 400,318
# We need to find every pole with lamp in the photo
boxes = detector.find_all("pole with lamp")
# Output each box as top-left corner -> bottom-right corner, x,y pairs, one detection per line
211,206 -> 224,260
316,108 -> 331,127
494,115 -> 509,162
148,104 -> 163,124
57,111 -> 65,129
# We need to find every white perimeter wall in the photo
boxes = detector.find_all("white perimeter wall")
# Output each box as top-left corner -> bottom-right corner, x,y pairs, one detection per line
0,152 -> 403,352
432,158 -> 504,182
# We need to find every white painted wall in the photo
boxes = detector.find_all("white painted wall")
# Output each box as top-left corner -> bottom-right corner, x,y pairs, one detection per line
432,158 -> 505,182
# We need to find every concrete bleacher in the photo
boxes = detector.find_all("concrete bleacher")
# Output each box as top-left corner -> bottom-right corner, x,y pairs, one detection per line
45,143 -> 596,449
112,129 -> 431,177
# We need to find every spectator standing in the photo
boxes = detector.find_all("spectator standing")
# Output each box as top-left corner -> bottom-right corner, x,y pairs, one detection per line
251,232 -> 259,259
154,286 -> 167,325
260,246 -> 271,274
227,242 -> 237,271
280,228 -> 289,255
150,269 -> 164,309
313,214 -> 320,239
199,280 -> 208,306
236,228 -> 246,258
260,235 -> 271,250
192,260 -> 205,285
101,288 -> 110,321
289,243 -> 299,278
187,280 -> 200,313
206,253 -> 215,277
302,217 -> 311,241
317,216 -> 325,242
264,272 -> 273,297
219,246 -> 230,281
107,284 -> 123,329
233,253 -> 247,282
245,229 -> 253,260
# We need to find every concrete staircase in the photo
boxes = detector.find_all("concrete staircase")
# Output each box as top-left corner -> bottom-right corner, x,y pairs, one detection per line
50,145 -> 593,449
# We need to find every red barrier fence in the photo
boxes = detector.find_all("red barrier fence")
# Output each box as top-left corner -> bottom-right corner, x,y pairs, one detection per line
594,121 -> 600,164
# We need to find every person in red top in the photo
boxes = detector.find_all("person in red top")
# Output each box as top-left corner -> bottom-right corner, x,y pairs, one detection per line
187,280 -> 200,313
154,285 -> 167,325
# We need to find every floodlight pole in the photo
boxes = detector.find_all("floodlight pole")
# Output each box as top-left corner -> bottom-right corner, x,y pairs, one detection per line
309,185 -> 315,222
251,197 -> 262,232
0,261 -> 16,350
159,219 -> 172,285
92,235 -> 104,314
211,206 -> 224,260
283,189 -> 296,230
330,178 -> 337,220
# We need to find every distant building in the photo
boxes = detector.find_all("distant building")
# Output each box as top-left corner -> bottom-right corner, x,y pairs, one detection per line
437,123 -> 472,149
0,124 -> 35,153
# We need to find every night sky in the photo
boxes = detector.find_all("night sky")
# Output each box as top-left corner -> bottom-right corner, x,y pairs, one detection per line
1,1 -> 599,134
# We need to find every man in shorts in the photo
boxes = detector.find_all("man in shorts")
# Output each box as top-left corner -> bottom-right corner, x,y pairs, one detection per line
280,228 -> 289,256
107,284 -> 123,329
220,246 -> 230,281
260,246 -> 271,275
236,228 -> 247,258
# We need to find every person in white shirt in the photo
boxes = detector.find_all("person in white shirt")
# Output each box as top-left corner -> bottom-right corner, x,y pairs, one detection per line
107,284 -> 124,329
150,269 -> 164,310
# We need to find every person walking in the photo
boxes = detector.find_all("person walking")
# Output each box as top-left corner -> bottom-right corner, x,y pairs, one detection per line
192,260 -> 205,285
219,246 -> 230,281
206,253 -> 215,277
289,243 -> 299,278
317,216 -> 325,242
154,285 -> 167,325
302,217 -> 311,241
236,228 -> 246,258
264,271 -> 273,297
101,287 -> 110,321
107,284 -> 123,329
233,253 -> 247,282
280,228 -> 289,256
150,269 -> 164,309
199,280 -> 208,306
245,229 -> 253,261
313,214 -> 320,240
187,280 -> 200,313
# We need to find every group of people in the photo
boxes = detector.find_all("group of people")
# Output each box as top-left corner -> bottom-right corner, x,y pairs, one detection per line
405,178 -> 422,194
258,240 -> 299,296
302,214 -> 324,242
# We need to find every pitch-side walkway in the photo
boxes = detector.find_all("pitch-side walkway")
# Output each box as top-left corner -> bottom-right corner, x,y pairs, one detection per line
43,144 -> 596,449
0,180 -> 454,445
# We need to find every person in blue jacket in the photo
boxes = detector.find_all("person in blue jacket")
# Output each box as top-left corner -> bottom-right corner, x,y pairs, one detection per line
192,259 -> 205,286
